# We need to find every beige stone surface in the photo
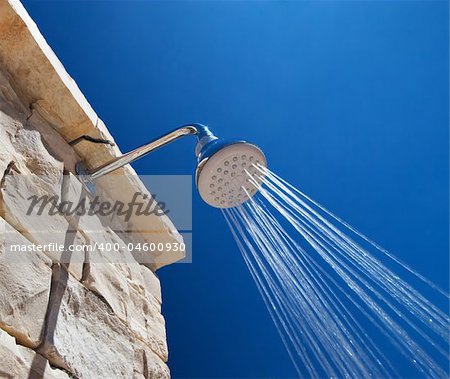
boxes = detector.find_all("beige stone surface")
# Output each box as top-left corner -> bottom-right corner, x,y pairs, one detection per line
14,127 -> 64,179
39,265 -> 169,379
0,218 -> 52,349
94,171 -> 186,270
82,261 -> 168,361
139,265 -> 163,305
133,341 -> 171,379
79,228 -> 167,359
0,2 -> 180,378
0,328 -> 70,379
0,169 -> 86,279
0,63 -> 30,124
0,106 -> 169,361
60,172 -> 180,268
0,110 -> 23,175
27,104 -> 81,174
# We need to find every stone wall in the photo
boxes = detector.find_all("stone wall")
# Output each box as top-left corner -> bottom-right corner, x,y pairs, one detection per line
0,1 -> 181,377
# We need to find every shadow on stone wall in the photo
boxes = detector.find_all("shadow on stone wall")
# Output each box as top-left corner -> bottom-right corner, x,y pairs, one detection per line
27,188 -> 86,379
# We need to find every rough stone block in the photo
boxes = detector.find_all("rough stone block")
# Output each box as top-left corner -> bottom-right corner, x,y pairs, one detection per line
82,256 -> 168,361
0,169 -> 86,279
133,341 -> 170,379
0,218 -> 52,348
0,328 -> 70,379
60,174 -> 167,358
0,110 -> 23,175
39,265 -> 169,379
26,105 -> 81,174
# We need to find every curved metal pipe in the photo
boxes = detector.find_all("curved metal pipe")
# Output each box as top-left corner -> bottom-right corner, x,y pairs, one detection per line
82,123 -> 211,180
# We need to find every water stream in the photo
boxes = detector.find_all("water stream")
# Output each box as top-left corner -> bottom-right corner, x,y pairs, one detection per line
222,165 -> 449,378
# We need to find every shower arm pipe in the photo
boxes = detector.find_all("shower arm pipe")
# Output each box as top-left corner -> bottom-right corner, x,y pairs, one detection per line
80,123 -> 213,180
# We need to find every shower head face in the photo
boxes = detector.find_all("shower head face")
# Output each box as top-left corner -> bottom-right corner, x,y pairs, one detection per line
196,142 -> 266,208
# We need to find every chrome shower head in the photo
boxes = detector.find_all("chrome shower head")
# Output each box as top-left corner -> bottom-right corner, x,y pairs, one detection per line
76,123 -> 266,208
195,135 -> 267,209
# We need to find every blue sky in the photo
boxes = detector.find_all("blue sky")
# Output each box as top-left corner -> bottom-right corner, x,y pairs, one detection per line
23,1 -> 448,377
